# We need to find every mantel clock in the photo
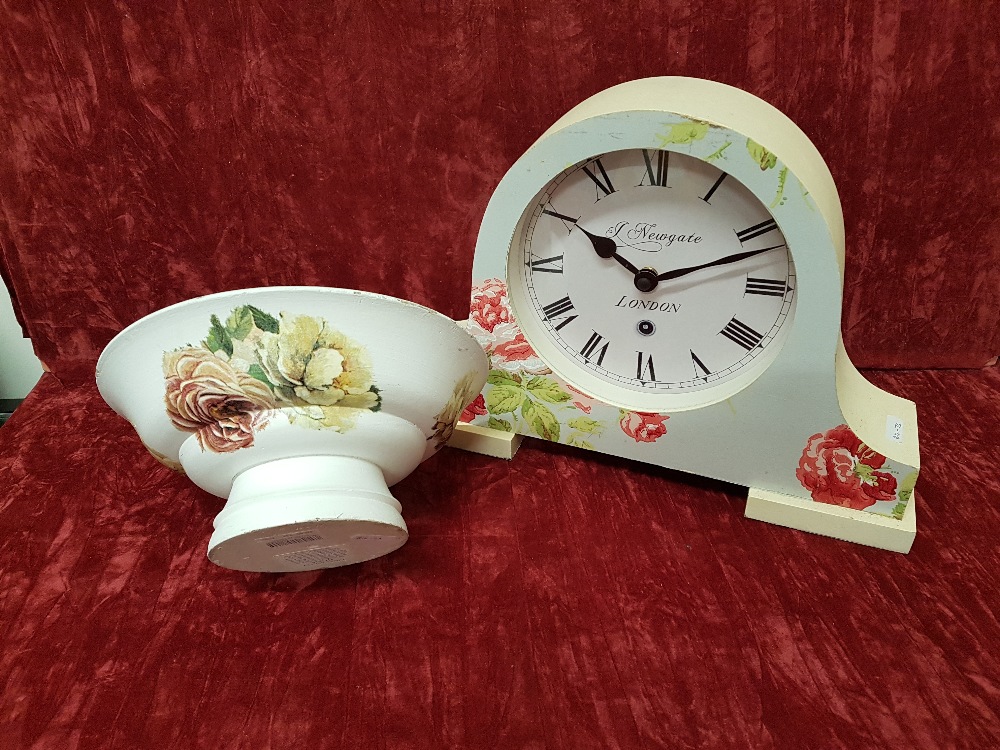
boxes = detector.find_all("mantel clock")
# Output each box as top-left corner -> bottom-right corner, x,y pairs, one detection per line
458,77 -> 920,552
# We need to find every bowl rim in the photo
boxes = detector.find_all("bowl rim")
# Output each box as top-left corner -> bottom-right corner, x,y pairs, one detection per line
96,285 -> 467,372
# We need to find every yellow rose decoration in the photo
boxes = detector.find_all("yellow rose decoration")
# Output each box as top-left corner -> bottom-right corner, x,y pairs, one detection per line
257,313 -> 379,410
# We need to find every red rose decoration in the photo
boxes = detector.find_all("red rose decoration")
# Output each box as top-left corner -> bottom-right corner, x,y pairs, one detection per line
619,411 -> 669,443
469,278 -> 512,333
460,393 -> 487,423
825,424 -> 886,469
859,470 -> 898,504
566,385 -> 595,414
493,332 -> 538,363
796,425 -> 897,510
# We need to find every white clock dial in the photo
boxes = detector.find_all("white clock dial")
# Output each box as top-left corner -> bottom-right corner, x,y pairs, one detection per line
508,148 -> 796,411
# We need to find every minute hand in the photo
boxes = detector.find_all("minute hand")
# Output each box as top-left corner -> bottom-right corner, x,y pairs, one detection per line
656,244 -> 785,282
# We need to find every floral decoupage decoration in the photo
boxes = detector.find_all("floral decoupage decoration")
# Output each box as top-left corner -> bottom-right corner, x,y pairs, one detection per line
656,122 -> 793,208
428,371 -> 484,452
797,425 -> 917,519
619,410 -> 669,443
465,278 -> 668,447
163,306 -> 381,453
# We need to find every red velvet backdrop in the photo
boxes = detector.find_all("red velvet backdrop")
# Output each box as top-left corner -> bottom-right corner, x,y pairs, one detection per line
3,4 -> 1000,750
1,1 -> 998,381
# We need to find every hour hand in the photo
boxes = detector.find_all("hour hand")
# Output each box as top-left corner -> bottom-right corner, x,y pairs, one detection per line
579,227 -> 639,274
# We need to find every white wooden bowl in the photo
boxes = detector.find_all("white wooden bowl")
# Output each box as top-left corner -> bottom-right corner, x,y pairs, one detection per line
97,287 -> 487,572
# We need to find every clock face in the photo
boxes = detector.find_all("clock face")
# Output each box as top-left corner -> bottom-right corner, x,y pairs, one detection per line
507,148 -> 797,411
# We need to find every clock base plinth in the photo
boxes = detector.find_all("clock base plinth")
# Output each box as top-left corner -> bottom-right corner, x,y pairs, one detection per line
450,421 -> 524,459
745,487 -> 916,553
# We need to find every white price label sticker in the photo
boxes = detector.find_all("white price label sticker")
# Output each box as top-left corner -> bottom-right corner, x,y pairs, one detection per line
886,416 -> 904,444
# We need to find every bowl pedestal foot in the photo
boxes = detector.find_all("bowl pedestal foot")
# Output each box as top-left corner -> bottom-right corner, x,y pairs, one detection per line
207,455 -> 409,572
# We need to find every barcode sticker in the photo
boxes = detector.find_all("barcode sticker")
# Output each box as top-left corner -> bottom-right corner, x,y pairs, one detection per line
886,416 -> 904,444
278,545 -> 349,567
261,530 -> 323,548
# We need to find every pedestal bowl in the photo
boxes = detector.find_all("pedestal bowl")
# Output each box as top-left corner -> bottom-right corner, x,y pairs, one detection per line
97,287 -> 488,572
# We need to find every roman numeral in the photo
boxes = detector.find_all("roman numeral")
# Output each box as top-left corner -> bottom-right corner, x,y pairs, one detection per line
528,254 -> 564,274
640,149 -> 669,187
581,158 -> 616,198
735,219 -> 779,244
636,352 -> 656,382
701,172 -> 727,203
745,277 -> 787,297
541,296 -> 574,318
720,318 -> 764,351
541,296 -> 577,330
690,350 -> 711,379
542,206 -> 579,234
580,331 -> 609,366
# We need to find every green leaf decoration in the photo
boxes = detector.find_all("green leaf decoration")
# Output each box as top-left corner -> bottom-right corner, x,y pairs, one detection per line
487,416 -> 513,432
854,463 -> 876,483
891,502 -> 907,521
898,471 -> 919,504
568,416 -> 604,435
567,436 -> 595,450
204,314 -> 234,357
485,385 -> 523,415
705,142 -> 732,161
747,138 -> 778,170
657,121 -> 709,145
225,306 -> 255,340
525,376 -> 572,403
246,305 -> 280,334
522,398 -> 560,442
247,364 -> 274,388
799,181 -> 814,209
770,166 -> 789,208
488,370 -> 521,387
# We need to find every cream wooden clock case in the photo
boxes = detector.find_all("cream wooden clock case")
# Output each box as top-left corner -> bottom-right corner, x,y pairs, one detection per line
458,77 -> 920,552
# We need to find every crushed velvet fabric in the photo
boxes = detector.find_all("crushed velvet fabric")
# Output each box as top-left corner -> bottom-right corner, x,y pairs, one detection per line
1,2 -> 999,748
0,1 -> 998,377
1,370 -> 998,749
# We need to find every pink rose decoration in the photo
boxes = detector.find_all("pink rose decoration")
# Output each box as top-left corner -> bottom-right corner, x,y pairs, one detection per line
196,412 -> 270,453
164,348 -> 276,451
796,425 -> 897,510
619,411 -> 669,443
460,393 -> 487,423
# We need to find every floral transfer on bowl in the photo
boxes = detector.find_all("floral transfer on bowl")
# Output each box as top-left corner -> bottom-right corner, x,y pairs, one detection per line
163,305 -> 384,455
